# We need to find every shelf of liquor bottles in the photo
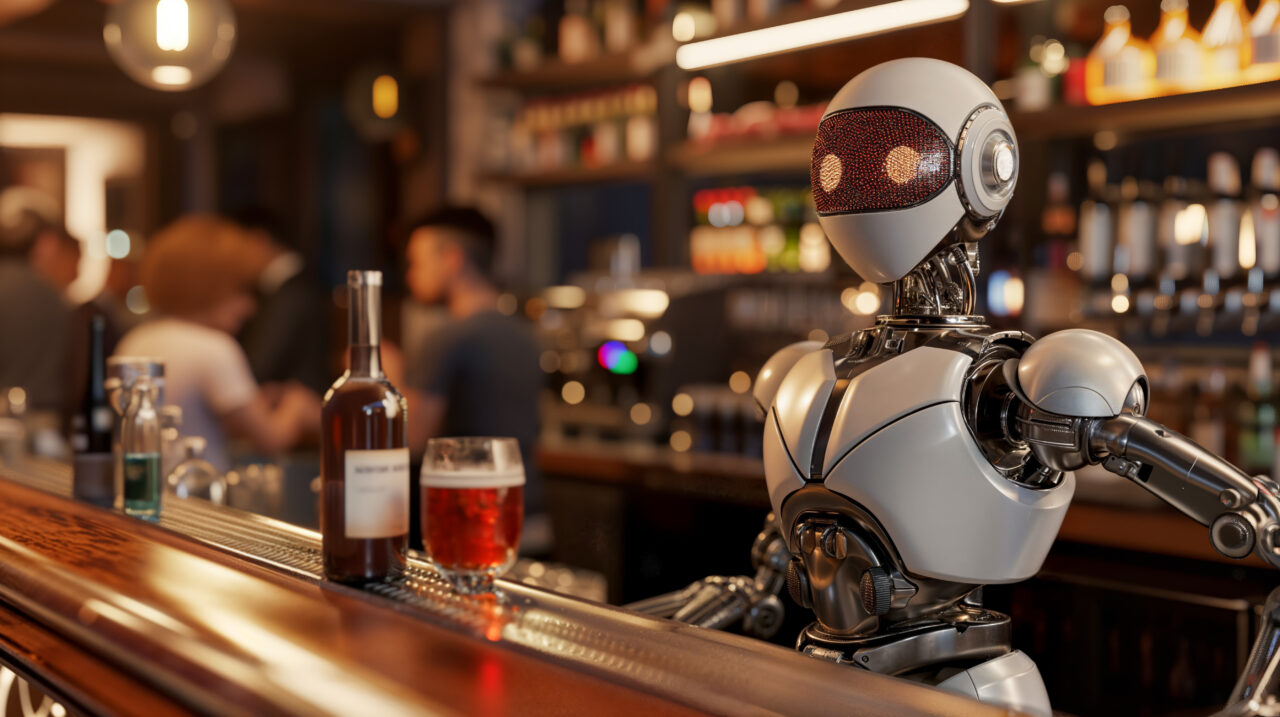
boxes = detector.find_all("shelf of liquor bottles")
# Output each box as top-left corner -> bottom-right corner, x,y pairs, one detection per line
1011,79 -> 1280,142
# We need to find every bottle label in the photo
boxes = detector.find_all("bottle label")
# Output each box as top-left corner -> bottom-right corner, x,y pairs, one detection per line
344,448 -> 409,538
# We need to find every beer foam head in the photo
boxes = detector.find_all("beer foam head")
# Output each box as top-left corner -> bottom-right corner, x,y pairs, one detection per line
419,467 -> 525,489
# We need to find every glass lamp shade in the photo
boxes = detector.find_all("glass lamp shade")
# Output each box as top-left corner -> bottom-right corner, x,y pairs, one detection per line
104,0 -> 237,92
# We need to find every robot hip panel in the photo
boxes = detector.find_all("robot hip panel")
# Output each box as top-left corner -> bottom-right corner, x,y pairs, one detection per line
824,402 -> 1074,584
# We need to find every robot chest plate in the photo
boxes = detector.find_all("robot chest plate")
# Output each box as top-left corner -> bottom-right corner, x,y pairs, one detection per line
768,345 -> 975,484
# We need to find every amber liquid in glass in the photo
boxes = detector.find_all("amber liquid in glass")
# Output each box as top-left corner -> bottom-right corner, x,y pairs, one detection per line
423,485 -> 523,572
321,271 -> 409,583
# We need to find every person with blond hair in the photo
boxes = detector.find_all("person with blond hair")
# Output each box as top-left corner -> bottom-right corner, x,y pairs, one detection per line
115,215 -> 320,473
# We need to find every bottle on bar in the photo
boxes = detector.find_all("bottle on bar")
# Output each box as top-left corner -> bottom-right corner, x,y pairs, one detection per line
122,375 -> 161,519
321,270 -> 409,584
71,314 -> 115,507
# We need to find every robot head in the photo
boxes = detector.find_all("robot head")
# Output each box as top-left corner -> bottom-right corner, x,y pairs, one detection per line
811,58 -> 1018,284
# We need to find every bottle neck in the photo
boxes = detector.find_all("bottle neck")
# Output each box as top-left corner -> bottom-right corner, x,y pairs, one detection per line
88,316 -> 106,403
347,275 -> 384,378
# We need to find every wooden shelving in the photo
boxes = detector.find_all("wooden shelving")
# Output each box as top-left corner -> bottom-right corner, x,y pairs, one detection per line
480,160 -> 657,187
1011,80 -> 1280,140
666,135 -> 812,177
479,46 -> 670,93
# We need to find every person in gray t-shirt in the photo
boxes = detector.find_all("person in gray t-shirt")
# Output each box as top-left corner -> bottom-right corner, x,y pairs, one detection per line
399,207 -> 547,552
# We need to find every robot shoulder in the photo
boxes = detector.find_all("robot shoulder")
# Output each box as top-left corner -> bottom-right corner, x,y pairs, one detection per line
753,340 -> 827,416
1014,329 -> 1146,418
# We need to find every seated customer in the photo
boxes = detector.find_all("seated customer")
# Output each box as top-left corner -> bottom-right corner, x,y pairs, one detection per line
399,207 -> 548,551
115,215 -> 319,473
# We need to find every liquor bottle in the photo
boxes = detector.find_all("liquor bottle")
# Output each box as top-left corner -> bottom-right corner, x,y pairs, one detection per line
1202,0 -> 1251,86
71,315 -> 115,508
122,375 -> 161,519
1253,0 -> 1280,70
1078,157 -> 1115,286
1241,343 -> 1276,473
321,270 -> 409,584
1085,5 -> 1156,105
1207,152 -> 1244,284
1251,148 -> 1280,279
1151,0 -> 1204,94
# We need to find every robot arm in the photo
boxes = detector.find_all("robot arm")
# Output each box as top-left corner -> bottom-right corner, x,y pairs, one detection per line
1009,328 -> 1280,569
624,515 -> 791,639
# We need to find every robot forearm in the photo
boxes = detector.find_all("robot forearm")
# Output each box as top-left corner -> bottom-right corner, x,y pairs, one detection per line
1085,413 -> 1280,568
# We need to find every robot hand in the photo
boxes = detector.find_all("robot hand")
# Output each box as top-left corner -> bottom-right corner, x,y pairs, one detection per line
1009,329 -> 1280,570
624,515 -> 790,639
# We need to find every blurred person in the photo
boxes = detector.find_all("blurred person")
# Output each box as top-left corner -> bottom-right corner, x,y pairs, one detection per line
0,187 -> 72,413
399,206 -> 548,552
233,207 -> 328,394
28,222 -> 80,294
115,215 -> 320,473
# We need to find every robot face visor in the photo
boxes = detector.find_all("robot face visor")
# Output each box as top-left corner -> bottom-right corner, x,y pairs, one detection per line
811,108 -> 955,216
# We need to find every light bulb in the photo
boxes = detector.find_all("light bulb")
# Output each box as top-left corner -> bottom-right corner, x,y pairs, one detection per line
104,0 -> 236,92
155,0 -> 189,52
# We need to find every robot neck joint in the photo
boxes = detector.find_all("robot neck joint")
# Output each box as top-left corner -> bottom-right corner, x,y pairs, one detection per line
888,242 -> 979,318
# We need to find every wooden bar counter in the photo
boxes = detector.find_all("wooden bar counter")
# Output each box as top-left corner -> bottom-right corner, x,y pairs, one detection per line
0,459 -> 1004,717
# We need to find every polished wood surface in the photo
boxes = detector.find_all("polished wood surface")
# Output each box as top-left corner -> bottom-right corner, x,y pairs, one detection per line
0,465 -> 1012,717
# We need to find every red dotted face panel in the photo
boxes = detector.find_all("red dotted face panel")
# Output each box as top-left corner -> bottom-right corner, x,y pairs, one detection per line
811,108 -> 954,216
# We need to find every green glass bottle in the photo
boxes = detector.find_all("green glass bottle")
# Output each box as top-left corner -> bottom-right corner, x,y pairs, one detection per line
122,375 -> 161,519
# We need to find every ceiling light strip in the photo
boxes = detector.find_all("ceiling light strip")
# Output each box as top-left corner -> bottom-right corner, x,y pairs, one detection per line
675,0 -> 970,70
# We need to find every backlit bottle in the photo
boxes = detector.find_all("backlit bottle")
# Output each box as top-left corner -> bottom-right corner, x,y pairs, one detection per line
1202,0 -> 1251,86
1252,0 -> 1280,70
1150,0 -> 1204,94
321,270 -> 409,584
1085,6 -> 1156,105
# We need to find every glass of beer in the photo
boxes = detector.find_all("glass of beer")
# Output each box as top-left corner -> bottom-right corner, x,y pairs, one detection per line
420,437 -> 524,594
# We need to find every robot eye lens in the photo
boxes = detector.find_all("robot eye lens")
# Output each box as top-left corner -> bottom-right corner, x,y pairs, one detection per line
811,108 -> 954,216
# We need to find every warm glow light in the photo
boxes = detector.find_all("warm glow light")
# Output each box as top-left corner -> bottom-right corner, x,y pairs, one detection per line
729,371 -> 752,394
1175,204 -> 1207,245
151,65 -> 193,86
1003,276 -> 1025,315
544,285 -> 586,310
1241,211 -> 1257,270
155,0 -> 189,52
561,381 -> 585,405
1112,294 -> 1131,313
672,393 -> 694,416
600,289 -> 669,319
604,318 -> 646,342
854,291 -> 881,315
672,12 -> 696,42
371,74 -> 399,119
1111,273 -> 1129,292
670,430 -> 693,452
7,387 -> 26,409
630,403 -> 652,425
1066,251 -> 1084,271
675,0 -> 969,70
688,76 -> 713,113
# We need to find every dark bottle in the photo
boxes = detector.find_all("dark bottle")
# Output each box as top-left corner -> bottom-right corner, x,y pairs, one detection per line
321,270 -> 409,583
72,315 -> 116,507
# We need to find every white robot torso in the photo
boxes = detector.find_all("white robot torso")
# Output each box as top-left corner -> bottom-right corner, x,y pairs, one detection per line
760,327 -> 1074,588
